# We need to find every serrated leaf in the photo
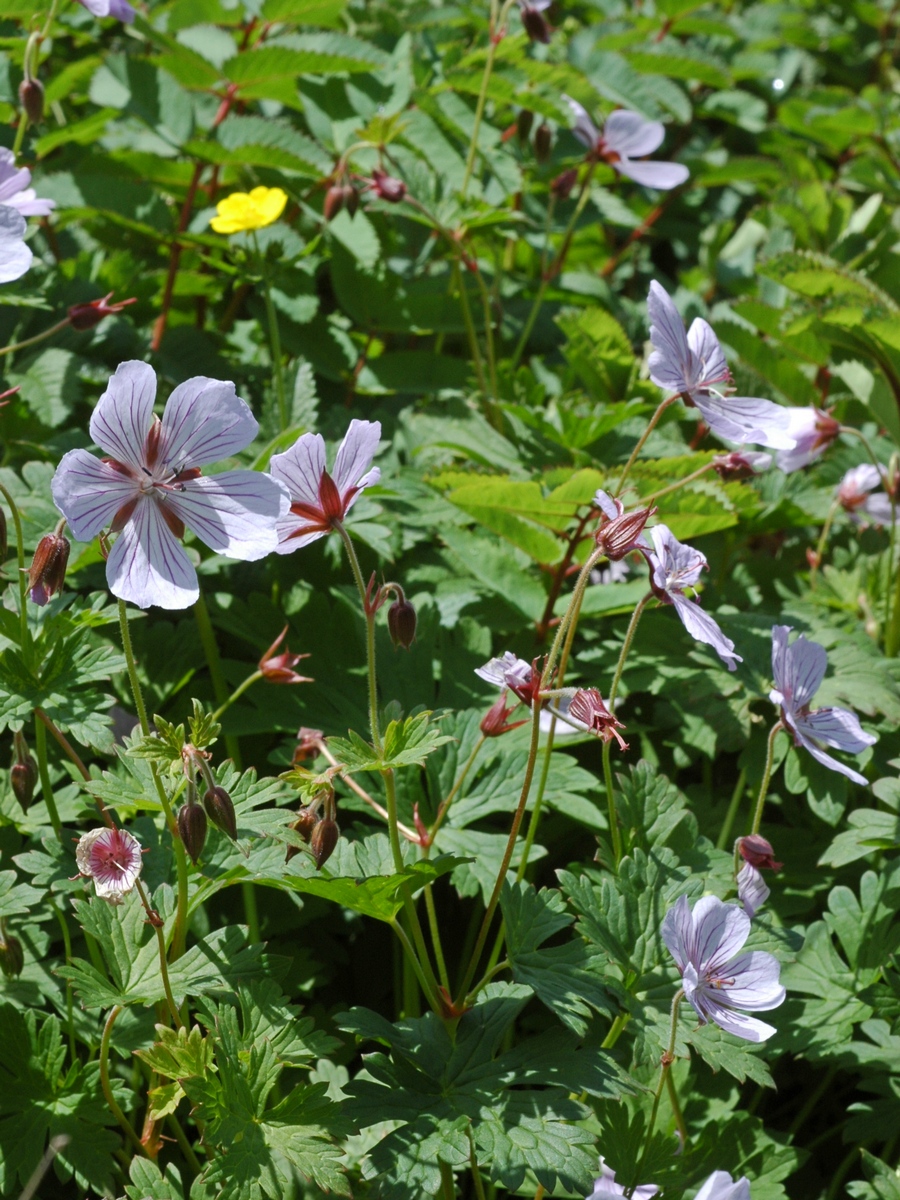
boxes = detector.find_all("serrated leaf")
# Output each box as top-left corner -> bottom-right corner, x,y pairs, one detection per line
328,711 -> 453,771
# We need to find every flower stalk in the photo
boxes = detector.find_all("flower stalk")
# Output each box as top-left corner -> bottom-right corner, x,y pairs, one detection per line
749,720 -> 784,838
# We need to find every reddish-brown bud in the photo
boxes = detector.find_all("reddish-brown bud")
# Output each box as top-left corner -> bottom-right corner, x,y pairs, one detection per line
387,597 -> 417,649
370,168 -> 406,203
310,816 -> 340,869
534,122 -> 552,162
68,292 -> 137,332
550,168 -> 578,199
27,533 -> 70,606
568,688 -> 628,750
480,692 -> 528,738
0,934 -> 24,978
11,757 -> 38,810
738,834 -> 783,871
516,109 -> 534,143
520,5 -> 551,43
203,785 -> 237,841
177,801 -> 208,864
805,547 -> 821,571
594,504 -> 656,562
324,185 -> 345,222
18,78 -> 43,124
343,183 -> 360,217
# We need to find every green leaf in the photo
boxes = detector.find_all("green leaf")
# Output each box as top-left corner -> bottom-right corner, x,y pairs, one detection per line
8,349 -> 83,429
328,710 -> 454,771
223,36 -> 390,90
0,872 -> 45,921
126,1158 -> 187,1200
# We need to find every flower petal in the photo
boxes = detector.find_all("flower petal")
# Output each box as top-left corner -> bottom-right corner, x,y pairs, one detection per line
689,895 -> 750,971
269,433 -> 327,506
616,158 -> 689,190
158,377 -> 258,469
771,627 -> 826,712
694,1172 -> 751,1200
686,318 -> 729,388
651,524 -> 708,590
603,110 -> 665,158
647,281 -> 692,393
661,893 -> 692,972
671,593 -> 742,670
737,863 -> 769,918
795,706 -> 876,754
106,498 -> 199,610
0,205 -> 31,283
89,360 -> 157,468
691,392 -> 796,449
475,651 -> 531,690
51,449 -> 140,541
332,419 -> 382,495
562,95 -> 599,148
702,1001 -> 778,1043
721,950 -> 786,1010
167,471 -> 289,560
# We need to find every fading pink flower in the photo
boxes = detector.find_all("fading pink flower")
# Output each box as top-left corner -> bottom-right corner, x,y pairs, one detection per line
0,148 -> 55,217
562,99 -> 689,190
270,420 -> 381,552
568,688 -> 628,749
775,407 -> 840,472
75,826 -> 143,904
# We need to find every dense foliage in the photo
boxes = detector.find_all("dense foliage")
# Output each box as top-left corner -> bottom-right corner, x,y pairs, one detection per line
1,0 -> 900,1198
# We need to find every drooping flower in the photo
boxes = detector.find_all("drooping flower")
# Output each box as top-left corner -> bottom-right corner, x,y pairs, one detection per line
563,99 -> 689,190
647,282 -> 795,450
0,206 -> 32,283
836,463 -> 898,526
269,420 -> 381,552
694,1171 -> 751,1200
738,834 -> 782,871
259,626 -> 312,684
27,532 -> 70,605
0,148 -> 55,216
774,407 -> 840,472
568,688 -> 628,749
712,451 -> 772,481
210,187 -> 288,234
75,826 -> 143,904
593,489 -> 654,560
645,524 -> 742,671
770,625 -> 876,785
662,894 -> 785,1042
482,692 -> 530,737
736,863 -> 769,918
586,1158 -> 658,1200
475,651 -> 542,705
76,0 -> 135,21
51,361 -> 289,610
518,0 -> 552,43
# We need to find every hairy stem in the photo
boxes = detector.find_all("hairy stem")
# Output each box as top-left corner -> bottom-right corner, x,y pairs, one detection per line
194,593 -> 242,767
134,881 -> 182,1027
33,716 -> 61,839
750,721 -> 784,837
336,521 -> 381,750
100,1006 -> 148,1157
630,989 -> 684,1193
715,767 -> 747,851
428,734 -> 486,846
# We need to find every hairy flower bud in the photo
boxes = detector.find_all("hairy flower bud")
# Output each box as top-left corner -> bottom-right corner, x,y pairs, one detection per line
310,815 -> 340,869
533,122 -> 552,162
387,596 -> 417,649
342,183 -> 360,217
18,78 -> 43,124
203,785 -> 237,841
516,109 -> 534,143
738,834 -> 783,871
323,184 -> 344,222
593,492 -> 656,561
27,533 -> 70,606
177,801 -> 208,864
550,168 -> 578,199
285,805 -> 319,862
68,292 -> 137,332
0,934 -> 24,978
370,168 -> 406,203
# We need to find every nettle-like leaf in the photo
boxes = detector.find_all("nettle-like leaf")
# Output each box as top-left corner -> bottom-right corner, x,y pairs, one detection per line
328,710 -> 453,772
339,983 -> 633,1198
135,1023 -> 217,1120
0,1003 -> 124,1194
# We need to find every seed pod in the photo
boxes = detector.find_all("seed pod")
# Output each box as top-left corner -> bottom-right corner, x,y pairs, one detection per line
310,815 -> 339,870
285,805 -> 319,862
370,168 -> 406,203
10,756 -> 38,810
203,785 -> 237,841
177,802 -> 208,864
18,78 -> 44,124
324,184 -> 344,222
520,5 -> 551,43
0,935 -> 24,978
27,534 -> 70,606
516,109 -> 534,143
387,597 -> 417,649
533,122 -> 552,162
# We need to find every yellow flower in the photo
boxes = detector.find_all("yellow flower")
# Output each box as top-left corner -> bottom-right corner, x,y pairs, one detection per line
210,186 -> 288,234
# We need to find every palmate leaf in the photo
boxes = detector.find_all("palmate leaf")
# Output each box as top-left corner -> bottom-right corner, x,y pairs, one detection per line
328,710 -> 453,771
0,871 -> 45,921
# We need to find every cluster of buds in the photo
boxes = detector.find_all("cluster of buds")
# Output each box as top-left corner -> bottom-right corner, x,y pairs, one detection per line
27,528 -> 70,606
175,744 -> 237,864
0,920 -> 23,978
324,170 -> 361,222
285,780 -> 339,870
10,730 -> 38,810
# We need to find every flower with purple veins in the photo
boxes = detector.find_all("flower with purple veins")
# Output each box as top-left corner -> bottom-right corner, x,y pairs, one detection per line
647,282 -> 795,450
76,0 -> 135,22
475,651 -> 542,705
736,863 -> 769,919
586,1158 -> 658,1200
0,206 -> 32,283
836,463 -> 898,526
75,826 -> 143,904
51,360 -> 289,610
645,524 -> 742,671
770,625 -> 876,785
0,148 -> 55,217
662,894 -> 785,1042
269,420 -> 381,553
694,1171 -> 751,1200
562,99 -> 689,190
774,407 -> 840,473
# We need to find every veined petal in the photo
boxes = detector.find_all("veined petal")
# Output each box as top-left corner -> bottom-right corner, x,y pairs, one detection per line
343,467 -> 381,517
272,518 -> 328,554
331,419 -> 382,496
4,189 -> 55,217
737,863 -> 769,918
0,205 -> 31,284
167,471 -> 289,561
793,735 -> 869,786
106,498 -> 199,610
773,628 -> 827,711
795,706 -> 876,754
647,281 -> 692,393
51,449 -> 140,541
721,950 -> 786,1010
686,318 -> 729,388
702,1001 -> 777,1043
651,523 -> 707,589
660,893 -> 692,972
89,360 -> 157,468
691,392 -> 796,450
671,592 -> 742,670
562,95 -> 600,148
159,377 -> 258,468
694,1172 -> 751,1200
603,110 -> 664,157
862,493 -> 899,525
270,433 -> 328,507
616,157 -> 689,190
689,895 -> 750,971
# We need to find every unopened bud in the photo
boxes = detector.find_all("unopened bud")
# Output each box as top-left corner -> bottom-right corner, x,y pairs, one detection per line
0,934 -> 24,978
534,122 -> 552,162
480,692 -> 528,738
68,292 -> 137,332
203,785 -> 237,841
516,109 -> 534,143
387,596 -> 417,649
370,168 -> 406,203
324,185 -> 344,222
292,727 -> 324,765
11,757 -> 38,810
18,78 -> 43,124
27,533 -> 70,606
805,547 -> 821,571
177,801 -> 208,864
343,183 -> 359,217
550,168 -> 578,199
738,834 -> 783,871
310,815 -> 339,869
520,4 -> 551,43
285,805 -> 319,862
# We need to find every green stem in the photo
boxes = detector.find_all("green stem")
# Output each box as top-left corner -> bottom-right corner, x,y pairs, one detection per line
455,260 -> 490,399
389,917 -> 443,1017
210,669 -> 264,723
601,742 -> 622,866
33,717 -> 61,838
750,721 -> 784,837
614,396 -> 677,498
468,1127 -> 488,1200
0,317 -> 71,359
810,499 -> 839,590
167,1113 -> 203,1176
335,521 -> 381,750
99,1006 -> 148,1157
11,109 -> 28,158
194,594 -> 242,767
609,594 -> 651,710
428,734 -> 486,846
134,880 -> 182,1028
0,482 -> 29,657
460,3 -> 514,196
473,264 -> 498,399
642,460 -> 715,506
52,901 -> 76,1062
715,768 -> 747,851
631,990 -> 683,1193
258,255 -> 288,431
424,884 -> 451,992
600,1011 -> 629,1049
541,546 -> 606,688
440,1160 -> 457,1200
838,426 -> 897,638
665,1070 -> 688,1148
516,724 -> 554,882
888,550 -> 900,659
455,701 -> 542,1006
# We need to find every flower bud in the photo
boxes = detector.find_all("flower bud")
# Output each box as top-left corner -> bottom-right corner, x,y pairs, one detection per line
550,168 -> 578,199
712,451 -> 772,482
68,292 -> 136,332
480,692 -> 528,738
343,183 -> 359,217
11,756 -> 38,810
285,805 -> 319,862
738,834 -> 782,871
387,596 -> 417,649
516,109 -> 534,143
0,934 -> 24,978
27,533 -> 70,606
534,122 -> 552,162
292,727 -> 324,765
202,785 -> 237,841
370,168 -> 406,203
324,185 -> 344,222
310,815 -> 340,869
177,801 -> 208,864
18,78 -> 43,124
520,4 -> 551,43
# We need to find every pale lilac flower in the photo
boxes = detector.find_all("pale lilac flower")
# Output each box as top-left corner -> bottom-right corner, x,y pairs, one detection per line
694,1171 -> 751,1200
568,688 -> 628,749
591,560 -> 630,585
770,625 -> 876,785
646,524 -> 742,671
0,148 -> 55,217
662,894 -> 785,1042
475,651 -> 541,704
51,361 -> 288,610
75,826 -> 143,904
270,420 -> 381,553
647,282 -> 795,449
562,99 -> 689,190
774,407 -> 840,472
837,464 -> 898,526
76,0 -> 135,22
736,863 -> 769,918
0,205 -> 32,283
587,1158 -> 658,1200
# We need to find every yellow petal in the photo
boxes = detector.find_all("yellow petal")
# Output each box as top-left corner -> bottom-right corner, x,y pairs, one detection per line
250,186 -> 288,227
